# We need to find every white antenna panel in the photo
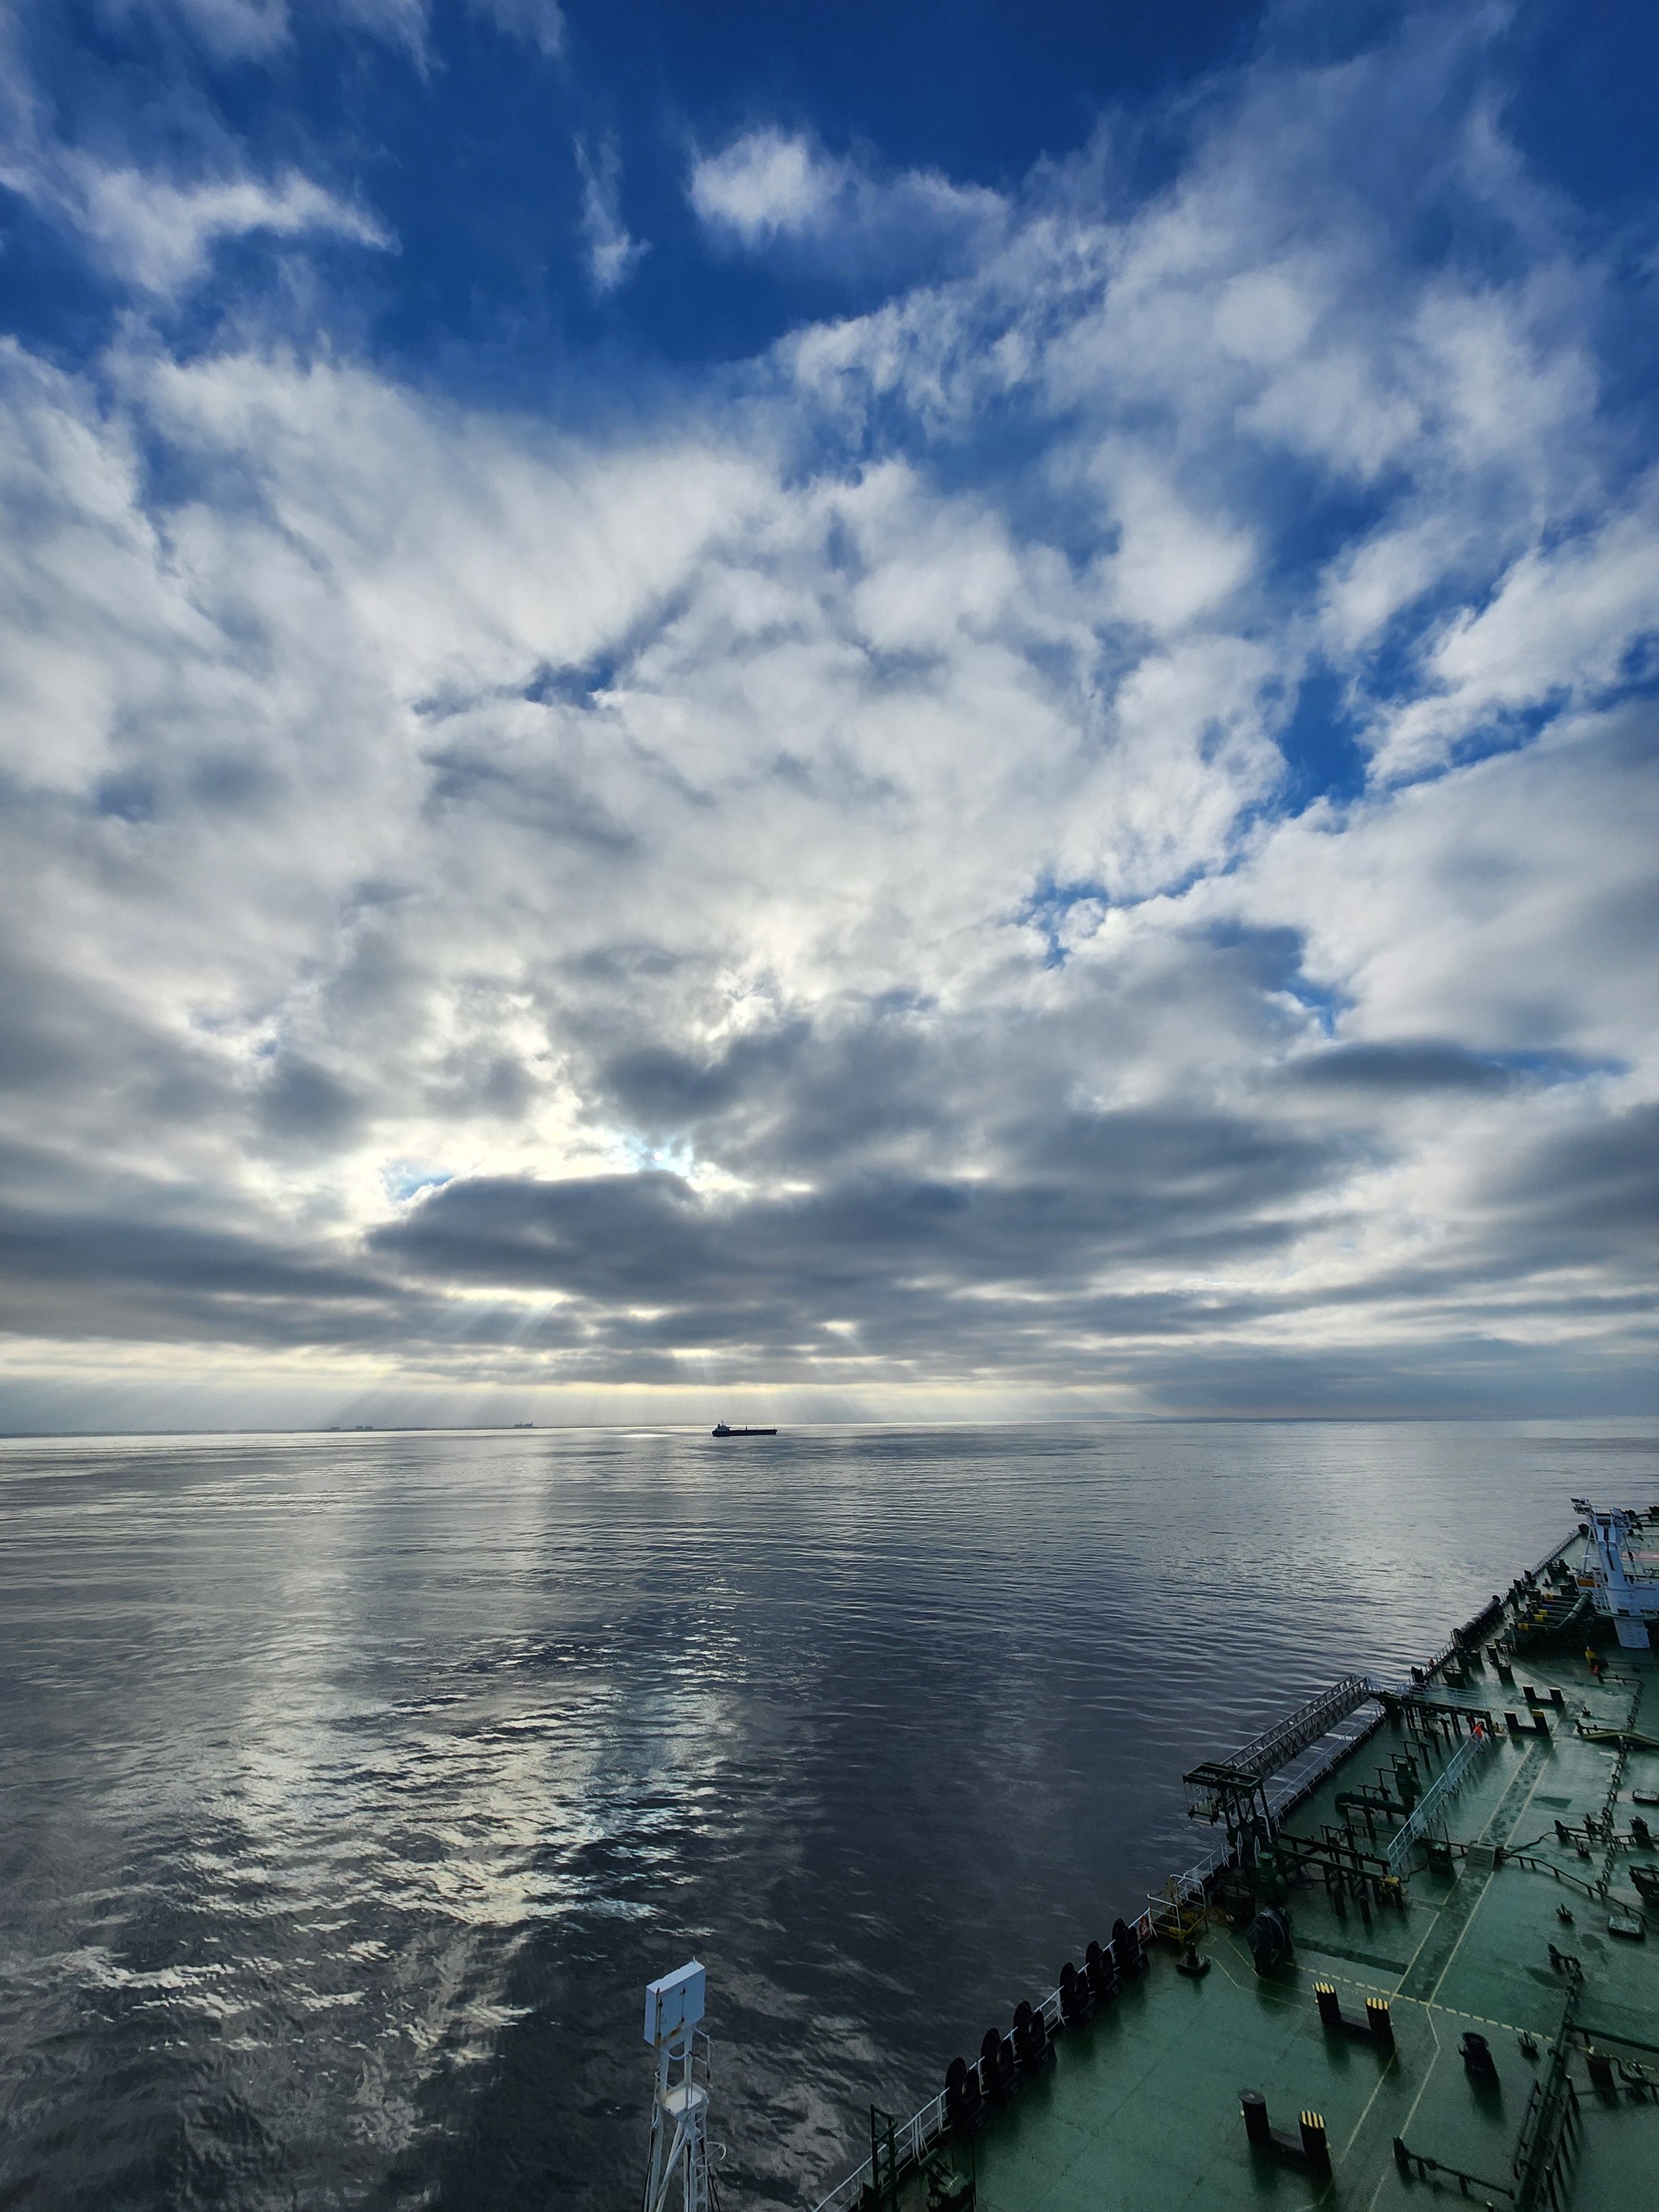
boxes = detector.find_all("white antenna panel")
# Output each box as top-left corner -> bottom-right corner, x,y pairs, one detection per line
643,1961 -> 706,2046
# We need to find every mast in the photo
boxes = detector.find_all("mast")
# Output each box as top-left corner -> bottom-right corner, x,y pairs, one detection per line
641,1962 -> 712,2212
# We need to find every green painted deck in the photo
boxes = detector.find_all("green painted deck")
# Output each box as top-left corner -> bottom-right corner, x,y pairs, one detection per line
883,1541 -> 1659,2212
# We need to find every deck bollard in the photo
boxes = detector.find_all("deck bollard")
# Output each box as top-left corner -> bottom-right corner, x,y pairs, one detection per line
1242,2091 -> 1332,2176
1311,1981 -> 1394,2052
1299,2113 -> 1331,2177
1460,2031 -> 1499,2085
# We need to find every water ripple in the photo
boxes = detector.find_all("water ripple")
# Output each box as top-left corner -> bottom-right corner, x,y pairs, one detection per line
1,1419 -> 1653,2209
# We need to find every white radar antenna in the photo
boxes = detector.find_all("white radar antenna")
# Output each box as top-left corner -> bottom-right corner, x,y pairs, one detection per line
1572,1498 -> 1659,1650
641,1961 -> 713,2212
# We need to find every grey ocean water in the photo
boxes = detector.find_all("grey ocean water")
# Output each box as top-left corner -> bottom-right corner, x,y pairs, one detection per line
3,1421 -> 1655,2210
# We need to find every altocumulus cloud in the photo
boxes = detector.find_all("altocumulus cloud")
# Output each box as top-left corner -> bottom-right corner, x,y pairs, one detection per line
0,0 -> 1653,1428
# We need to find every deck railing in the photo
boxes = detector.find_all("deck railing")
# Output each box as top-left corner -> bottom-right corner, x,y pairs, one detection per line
1384,1723 -> 1500,1873
807,1894 -> 1165,2212
1222,1673 -> 1380,1781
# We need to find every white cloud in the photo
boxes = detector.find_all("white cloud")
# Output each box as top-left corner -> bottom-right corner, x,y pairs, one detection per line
1091,463 -> 1256,634
0,38 -> 388,298
1238,703 -> 1657,1073
66,162 -> 390,296
149,0 -> 292,57
115,0 -> 435,60
689,130 -> 838,244
335,0 -> 430,55
469,0 -> 565,60
1369,484 -> 1659,780
574,134 -> 646,294
688,127 -> 1004,270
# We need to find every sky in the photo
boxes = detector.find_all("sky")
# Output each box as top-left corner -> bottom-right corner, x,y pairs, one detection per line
0,0 -> 1654,1431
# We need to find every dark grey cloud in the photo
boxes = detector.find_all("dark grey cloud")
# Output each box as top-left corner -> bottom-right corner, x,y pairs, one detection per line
255,1055 -> 363,1144
424,739 -> 636,853
1282,1040 -> 1601,1093
601,1024 -> 812,1131
1483,1102 -> 1659,1270
0,1203 -> 407,1348
379,1107 -> 1343,1296
369,1104 -> 1350,1366
595,1011 -> 948,1168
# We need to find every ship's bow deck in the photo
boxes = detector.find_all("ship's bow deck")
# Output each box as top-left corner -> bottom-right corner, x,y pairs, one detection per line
885,1540 -> 1658,2212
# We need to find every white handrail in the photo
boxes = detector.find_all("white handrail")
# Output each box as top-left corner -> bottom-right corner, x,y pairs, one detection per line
1385,1724 -> 1499,1873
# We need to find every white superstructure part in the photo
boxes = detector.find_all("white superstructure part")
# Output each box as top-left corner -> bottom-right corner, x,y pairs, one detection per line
642,1963 -> 712,2212
1572,1500 -> 1659,1649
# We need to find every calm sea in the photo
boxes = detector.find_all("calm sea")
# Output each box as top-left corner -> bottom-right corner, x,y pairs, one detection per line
2,1420 -> 1654,2210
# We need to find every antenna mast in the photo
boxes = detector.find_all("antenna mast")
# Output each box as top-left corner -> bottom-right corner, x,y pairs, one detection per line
642,1962 -> 711,2212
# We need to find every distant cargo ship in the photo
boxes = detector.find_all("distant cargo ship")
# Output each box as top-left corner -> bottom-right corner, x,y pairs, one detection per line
711,1423 -> 777,1438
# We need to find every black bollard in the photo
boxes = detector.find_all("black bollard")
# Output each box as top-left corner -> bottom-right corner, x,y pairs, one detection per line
1299,2112 -> 1331,2178
1461,2031 -> 1499,2085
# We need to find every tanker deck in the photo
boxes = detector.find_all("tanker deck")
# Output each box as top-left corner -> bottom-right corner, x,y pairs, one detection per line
817,1511 -> 1659,2212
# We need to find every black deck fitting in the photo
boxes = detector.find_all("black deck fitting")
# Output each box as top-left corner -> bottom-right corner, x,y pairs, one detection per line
1460,2031 -> 1499,2085
1009,2001 -> 1053,2076
1239,2092 -> 1330,2178
978,2028 -> 1017,2105
1082,1938 -> 1118,2005
1111,1917 -> 1145,1978
1392,2137 -> 1516,2200
1312,1980 -> 1393,2050
1244,1907 -> 1292,1974
1056,1961 -> 1093,2027
1506,1709 -> 1551,1738
943,2055 -> 984,2135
